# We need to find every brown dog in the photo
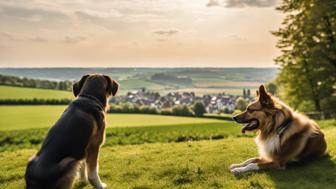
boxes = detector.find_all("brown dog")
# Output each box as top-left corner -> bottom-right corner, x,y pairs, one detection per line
25,74 -> 119,189
230,85 -> 327,174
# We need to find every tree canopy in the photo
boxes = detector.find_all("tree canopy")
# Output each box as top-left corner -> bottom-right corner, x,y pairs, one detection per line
273,0 -> 336,112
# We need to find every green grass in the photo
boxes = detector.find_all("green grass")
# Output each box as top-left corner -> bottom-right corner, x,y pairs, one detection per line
0,122 -> 245,152
0,105 -> 223,131
0,104 -> 335,189
0,123 -> 335,189
0,85 -> 73,99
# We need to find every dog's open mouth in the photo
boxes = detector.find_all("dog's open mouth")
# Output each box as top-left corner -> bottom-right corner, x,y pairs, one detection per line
241,119 -> 259,134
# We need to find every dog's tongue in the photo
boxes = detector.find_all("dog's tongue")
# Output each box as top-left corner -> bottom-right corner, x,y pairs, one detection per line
241,120 -> 258,134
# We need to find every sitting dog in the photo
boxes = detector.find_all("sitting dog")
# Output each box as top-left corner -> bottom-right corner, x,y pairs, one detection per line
25,74 -> 119,189
230,85 -> 327,174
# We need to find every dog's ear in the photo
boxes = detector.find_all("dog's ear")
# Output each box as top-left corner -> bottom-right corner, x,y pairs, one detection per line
111,80 -> 119,96
104,75 -> 119,96
73,74 -> 89,97
258,85 -> 273,107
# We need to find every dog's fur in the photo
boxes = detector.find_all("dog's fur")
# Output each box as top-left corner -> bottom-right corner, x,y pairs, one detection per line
230,85 -> 327,174
25,74 -> 119,189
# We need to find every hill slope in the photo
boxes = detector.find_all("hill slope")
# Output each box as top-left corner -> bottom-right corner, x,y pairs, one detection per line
0,121 -> 335,189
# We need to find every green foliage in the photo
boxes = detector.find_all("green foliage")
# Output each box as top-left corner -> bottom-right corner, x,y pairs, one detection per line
235,97 -> 248,111
172,105 -> 194,117
266,82 -> 278,95
192,102 -> 206,117
273,0 -> 336,112
0,74 -> 72,91
0,98 -> 71,105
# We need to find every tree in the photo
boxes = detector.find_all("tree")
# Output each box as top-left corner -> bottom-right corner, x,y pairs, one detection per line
193,102 -> 206,117
235,97 -> 248,111
243,89 -> 246,97
272,0 -> 336,112
247,89 -> 251,97
266,82 -> 277,95
172,105 -> 193,116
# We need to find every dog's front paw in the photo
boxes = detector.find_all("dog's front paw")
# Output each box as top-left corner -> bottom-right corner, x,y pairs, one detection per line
94,182 -> 107,189
230,163 -> 259,175
229,164 -> 240,170
231,167 -> 245,175
99,182 -> 107,189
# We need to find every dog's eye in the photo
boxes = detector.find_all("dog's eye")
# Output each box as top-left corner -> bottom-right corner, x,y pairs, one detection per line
247,109 -> 254,113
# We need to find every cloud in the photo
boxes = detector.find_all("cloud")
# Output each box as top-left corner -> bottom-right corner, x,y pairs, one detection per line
206,0 -> 278,8
63,36 -> 86,44
0,4 -> 69,22
153,29 -> 179,36
0,32 -> 18,41
206,0 -> 221,7
29,37 -> 48,43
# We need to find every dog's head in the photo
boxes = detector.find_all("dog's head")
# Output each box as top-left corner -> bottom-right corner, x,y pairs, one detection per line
73,74 -> 119,99
233,85 -> 285,134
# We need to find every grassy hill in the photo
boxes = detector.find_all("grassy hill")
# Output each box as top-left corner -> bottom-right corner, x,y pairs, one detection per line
0,120 -> 335,189
0,85 -> 73,99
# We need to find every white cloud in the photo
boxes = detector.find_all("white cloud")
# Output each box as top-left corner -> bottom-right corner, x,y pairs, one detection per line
206,0 -> 278,8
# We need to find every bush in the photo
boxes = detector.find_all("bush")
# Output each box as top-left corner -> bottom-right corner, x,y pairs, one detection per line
0,98 -> 71,105
193,102 -> 206,117
235,97 -> 248,111
172,105 -> 194,117
161,109 -> 173,115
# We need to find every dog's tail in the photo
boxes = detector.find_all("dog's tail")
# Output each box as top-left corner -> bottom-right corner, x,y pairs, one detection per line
25,156 -> 78,189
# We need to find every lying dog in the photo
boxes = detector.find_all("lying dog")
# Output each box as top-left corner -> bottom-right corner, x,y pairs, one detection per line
230,85 -> 327,174
25,74 -> 119,189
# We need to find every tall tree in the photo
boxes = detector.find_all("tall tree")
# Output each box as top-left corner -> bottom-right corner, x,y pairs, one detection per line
273,0 -> 336,112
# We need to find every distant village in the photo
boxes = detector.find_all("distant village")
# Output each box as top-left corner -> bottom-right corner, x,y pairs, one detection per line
111,88 -> 254,114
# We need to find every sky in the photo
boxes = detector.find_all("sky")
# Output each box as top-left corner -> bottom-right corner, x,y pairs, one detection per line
0,0 -> 284,67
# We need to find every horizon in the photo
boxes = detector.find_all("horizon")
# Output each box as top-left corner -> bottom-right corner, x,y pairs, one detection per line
0,66 -> 279,69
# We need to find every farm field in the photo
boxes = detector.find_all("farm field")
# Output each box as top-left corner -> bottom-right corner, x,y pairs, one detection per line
0,105 -> 223,130
0,120 -> 335,189
0,85 -> 73,99
162,88 -> 254,96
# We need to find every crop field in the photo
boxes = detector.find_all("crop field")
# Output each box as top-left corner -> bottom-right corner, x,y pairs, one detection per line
0,85 -> 73,99
162,88 -> 254,96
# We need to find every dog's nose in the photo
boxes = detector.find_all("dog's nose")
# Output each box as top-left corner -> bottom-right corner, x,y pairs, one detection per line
232,116 -> 237,122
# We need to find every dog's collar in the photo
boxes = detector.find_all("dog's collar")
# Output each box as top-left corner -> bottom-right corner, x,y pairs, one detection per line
78,94 -> 105,111
276,118 -> 292,136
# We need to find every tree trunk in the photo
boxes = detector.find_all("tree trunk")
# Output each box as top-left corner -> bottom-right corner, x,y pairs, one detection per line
302,60 -> 321,112
323,15 -> 336,69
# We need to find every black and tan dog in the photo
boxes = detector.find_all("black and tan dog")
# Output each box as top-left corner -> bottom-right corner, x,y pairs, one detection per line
230,85 -> 327,174
25,74 -> 119,189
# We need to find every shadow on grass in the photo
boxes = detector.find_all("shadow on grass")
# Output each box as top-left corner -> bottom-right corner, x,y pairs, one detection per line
267,156 -> 336,189
233,156 -> 336,189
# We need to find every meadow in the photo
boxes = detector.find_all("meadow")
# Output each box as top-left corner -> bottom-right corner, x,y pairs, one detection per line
0,106 -> 224,130
0,85 -> 72,99
0,103 -> 335,188
0,120 -> 335,189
